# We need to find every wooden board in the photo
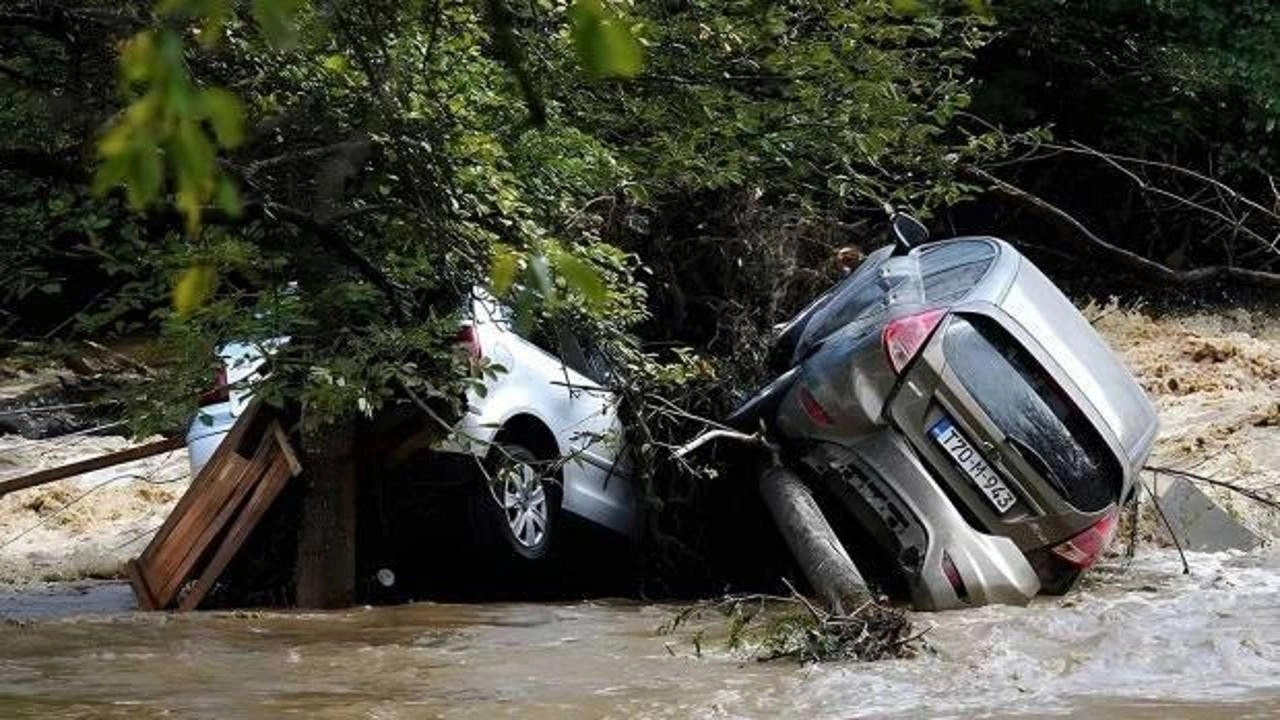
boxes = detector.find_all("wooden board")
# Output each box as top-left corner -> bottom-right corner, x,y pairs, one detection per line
179,452 -> 295,610
128,403 -> 302,611
0,436 -> 184,499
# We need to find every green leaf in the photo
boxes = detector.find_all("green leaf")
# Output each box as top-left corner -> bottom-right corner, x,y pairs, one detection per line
215,175 -> 242,216
322,54 -> 350,73
201,88 -> 245,148
964,0 -> 993,18
252,0 -> 304,48
172,264 -> 218,316
127,141 -> 163,209
890,0 -> 924,16
551,249 -> 608,310
490,248 -> 521,295
569,0 -> 643,79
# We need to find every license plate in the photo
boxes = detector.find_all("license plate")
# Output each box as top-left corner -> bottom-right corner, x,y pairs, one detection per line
929,418 -> 1017,513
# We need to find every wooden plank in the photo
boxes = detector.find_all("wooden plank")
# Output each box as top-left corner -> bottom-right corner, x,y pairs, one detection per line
0,436 -> 184,499
125,559 -> 158,611
178,455 -> 295,611
270,422 -> 302,477
140,401 -> 263,558
151,437 -> 273,608
130,401 -> 272,610
140,452 -> 248,577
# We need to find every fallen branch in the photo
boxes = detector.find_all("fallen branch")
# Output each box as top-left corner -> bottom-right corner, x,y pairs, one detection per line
658,584 -> 918,664
0,436 -> 183,499
1146,465 -> 1280,511
1140,474 -> 1190,575
966,167 -> 1280,290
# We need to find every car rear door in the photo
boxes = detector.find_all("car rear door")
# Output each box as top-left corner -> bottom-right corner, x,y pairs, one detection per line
511,325 -> 635,535
887,305 -> 1127,550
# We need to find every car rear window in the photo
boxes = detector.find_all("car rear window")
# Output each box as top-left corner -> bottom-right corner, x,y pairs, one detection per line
919,240 -> 996,304
943,314 -> 1121,512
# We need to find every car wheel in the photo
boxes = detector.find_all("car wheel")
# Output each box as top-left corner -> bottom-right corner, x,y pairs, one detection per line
476,443 -> 559,561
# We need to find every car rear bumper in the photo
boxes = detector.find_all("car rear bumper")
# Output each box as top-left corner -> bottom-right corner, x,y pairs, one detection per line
808,430 -> 1040,610
185,402 -> 236,477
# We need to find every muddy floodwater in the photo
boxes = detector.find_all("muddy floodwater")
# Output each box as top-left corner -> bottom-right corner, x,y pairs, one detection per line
0,549 -> 1277,718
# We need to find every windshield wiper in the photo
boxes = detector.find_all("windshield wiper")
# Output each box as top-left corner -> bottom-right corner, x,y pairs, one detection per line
1006,436 -> 1068,496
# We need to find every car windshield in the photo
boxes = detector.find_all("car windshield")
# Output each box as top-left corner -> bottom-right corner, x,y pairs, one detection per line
944,314 -> 1121,512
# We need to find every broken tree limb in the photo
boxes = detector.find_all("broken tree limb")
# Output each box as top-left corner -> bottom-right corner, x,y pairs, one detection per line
0,435 -> 184,499
965,166 -> 1280,290
758,464 -> 871,615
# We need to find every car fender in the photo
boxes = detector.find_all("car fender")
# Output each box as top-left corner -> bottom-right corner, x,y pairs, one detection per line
436,385 -> 564,461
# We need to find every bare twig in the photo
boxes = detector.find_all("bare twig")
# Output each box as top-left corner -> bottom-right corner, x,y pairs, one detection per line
966,167 -> 1280,290
1146,465 -> 1280,511
1140,474 -> 1190,575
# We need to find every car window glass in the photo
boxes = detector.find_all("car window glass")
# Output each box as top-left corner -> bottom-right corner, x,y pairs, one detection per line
526,323 -> 559,356
944,315 -> 1121,512
576,336 -> 614,385
797,246 -> 896,351
553,328 -> 597,381
920,240 -> 996,304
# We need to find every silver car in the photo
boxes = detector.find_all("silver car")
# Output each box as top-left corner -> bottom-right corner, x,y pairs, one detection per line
734,236 -> 1159,610
187,288 -> 636,563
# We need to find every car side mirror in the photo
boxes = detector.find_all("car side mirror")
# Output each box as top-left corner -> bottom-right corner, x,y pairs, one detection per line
891,214 -> 929,254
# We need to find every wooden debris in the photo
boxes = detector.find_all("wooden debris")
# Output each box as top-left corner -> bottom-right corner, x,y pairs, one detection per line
0,435 -> 184,499
128,401 -> 302,611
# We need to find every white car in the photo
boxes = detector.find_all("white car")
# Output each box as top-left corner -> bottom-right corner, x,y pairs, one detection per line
187,289 -> 637,561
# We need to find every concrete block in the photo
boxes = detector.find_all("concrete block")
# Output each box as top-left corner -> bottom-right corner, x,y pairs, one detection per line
1151,475 -> 1261,552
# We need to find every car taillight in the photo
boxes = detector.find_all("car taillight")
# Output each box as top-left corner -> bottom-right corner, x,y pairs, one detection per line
456,325 -> 483,360
1050,509 -> 1119,569
197,366 -> 229,407
941,551 -> 969,601
797,386 -> 834,426
882,308 -> 947,373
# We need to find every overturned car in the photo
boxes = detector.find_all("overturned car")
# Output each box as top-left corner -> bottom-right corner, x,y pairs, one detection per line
730,223 -> 1158,610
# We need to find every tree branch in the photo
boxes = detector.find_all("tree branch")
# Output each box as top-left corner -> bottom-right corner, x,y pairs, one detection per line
966,167 -> 1280,290
259,201 -> 415,320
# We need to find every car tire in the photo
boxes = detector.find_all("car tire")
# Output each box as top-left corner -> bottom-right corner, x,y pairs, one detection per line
473,443 -> 560,562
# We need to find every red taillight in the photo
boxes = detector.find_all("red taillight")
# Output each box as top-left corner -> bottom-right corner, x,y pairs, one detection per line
197,366 -> 229,407
797,386 -> 834,426
882,308 -> 947,373
1050,509 -> 1120,569
456,325 -> 482,360
941,551 -> 969,601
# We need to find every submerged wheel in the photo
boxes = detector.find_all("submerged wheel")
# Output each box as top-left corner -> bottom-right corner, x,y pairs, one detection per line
477,443 -> 559,561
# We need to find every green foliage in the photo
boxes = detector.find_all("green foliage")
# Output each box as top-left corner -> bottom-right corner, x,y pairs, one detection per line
2,0 -> 1005,435
569,0 -> 644,78
95,29 -> 246,231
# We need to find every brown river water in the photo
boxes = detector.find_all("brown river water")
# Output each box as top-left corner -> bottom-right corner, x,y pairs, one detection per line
2,548 -> 1279,719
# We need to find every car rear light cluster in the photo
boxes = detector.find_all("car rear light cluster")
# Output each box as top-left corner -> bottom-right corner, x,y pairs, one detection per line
456,325 -> 483,360
1050,509 -> 1119,569
882,308 -> 947,373
197,366 -> 229,407
941,551 -> 969,601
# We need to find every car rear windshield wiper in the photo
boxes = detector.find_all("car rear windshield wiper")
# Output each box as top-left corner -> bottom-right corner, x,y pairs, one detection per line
1006,435 -> 1068,497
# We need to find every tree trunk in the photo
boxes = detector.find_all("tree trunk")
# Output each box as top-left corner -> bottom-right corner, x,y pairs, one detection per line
758,464 -> 871,615
294,421 -> 358,608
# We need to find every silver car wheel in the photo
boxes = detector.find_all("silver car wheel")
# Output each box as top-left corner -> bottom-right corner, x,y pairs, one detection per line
500,461 -> 548,549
